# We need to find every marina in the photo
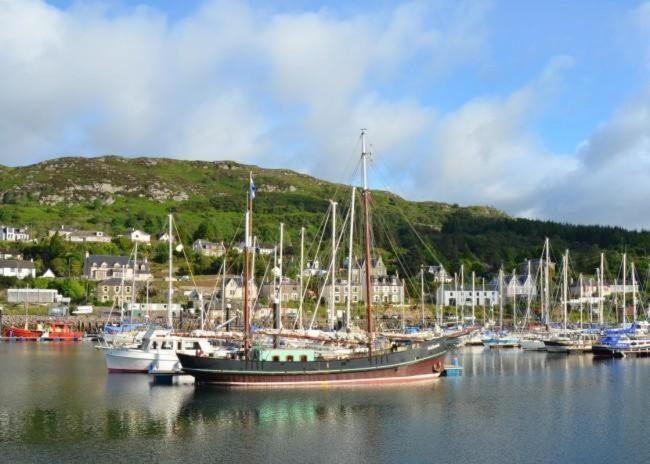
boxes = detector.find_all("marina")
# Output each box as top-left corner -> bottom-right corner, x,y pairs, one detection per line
2,1 -> 650,462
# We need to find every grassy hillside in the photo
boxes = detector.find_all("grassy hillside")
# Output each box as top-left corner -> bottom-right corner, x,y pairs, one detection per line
0,156 -> 649,284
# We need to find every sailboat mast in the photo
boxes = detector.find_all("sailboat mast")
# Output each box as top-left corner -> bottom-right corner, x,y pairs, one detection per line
278,223 -> 284,325
526,260 -> 531,326
243,172 -> 254,357
329,201 -> 337,330
460,264 -> 465,324
130,242 -> 138,327
632,262 -> 637,323
579,273 -> 583,330
420,266 -> 425,327
167,213 -> 173,328
499,268 -> 504,329
544,237 -> 550,326
471,271 -> 475,325
346,188 -> 356,329
563,250 -> 568,332
482,278 -> 486,326
599,253 -> 604,325
512,269 -> 519,330
361,130 -> 374,354
454,272 -> 458,322
439,269 -> 445,326
299,226 -> 305,329
622,252 -> 627,328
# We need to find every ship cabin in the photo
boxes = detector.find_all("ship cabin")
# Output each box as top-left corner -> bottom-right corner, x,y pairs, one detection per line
251,347 -> 316,363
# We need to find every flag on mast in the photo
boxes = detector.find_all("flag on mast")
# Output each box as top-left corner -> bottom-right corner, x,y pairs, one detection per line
248,172 -> 256,200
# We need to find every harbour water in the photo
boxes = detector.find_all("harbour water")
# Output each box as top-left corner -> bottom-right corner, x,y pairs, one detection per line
1,342 -> 648,463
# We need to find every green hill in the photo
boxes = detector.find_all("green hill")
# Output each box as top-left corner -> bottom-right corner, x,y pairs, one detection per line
0,156 -> 648,282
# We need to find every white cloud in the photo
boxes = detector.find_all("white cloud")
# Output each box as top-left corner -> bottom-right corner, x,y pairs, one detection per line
411,56 -> 577,210
3,0 -> 649,229
526,89 -> 650,228
0,0 -> 488,171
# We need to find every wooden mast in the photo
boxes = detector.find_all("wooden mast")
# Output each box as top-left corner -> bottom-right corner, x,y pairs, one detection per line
243,172 -> 254,358
361,130 -> 374,356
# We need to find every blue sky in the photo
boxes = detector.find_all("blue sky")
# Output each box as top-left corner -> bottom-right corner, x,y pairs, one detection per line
2,0 -> 650,228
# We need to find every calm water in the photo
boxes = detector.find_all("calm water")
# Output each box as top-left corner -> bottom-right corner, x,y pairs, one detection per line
0,343 -> 648,464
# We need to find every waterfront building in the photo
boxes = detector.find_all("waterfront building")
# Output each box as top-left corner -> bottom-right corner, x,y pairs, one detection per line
220,275 -> 258,301
436,286 -> 499,307
97,277 -> 133,304
0,258 -> 36,279
322,278 -> 362,305
7,288 -> 66,304
260,278 -> 301,303
83,253 -> 152,281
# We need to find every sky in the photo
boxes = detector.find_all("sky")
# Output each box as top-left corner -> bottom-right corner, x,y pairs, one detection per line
1,0 -> 650,228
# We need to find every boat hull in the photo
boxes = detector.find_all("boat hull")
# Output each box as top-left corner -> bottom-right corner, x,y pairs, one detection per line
2,327 -> 41,339
520,339 -> 546,351
104,349 -> 180,373
544,340 -> 570,353
178,338 -> 447,387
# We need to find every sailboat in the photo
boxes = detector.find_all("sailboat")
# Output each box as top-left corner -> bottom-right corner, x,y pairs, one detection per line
177,130 -> 448,386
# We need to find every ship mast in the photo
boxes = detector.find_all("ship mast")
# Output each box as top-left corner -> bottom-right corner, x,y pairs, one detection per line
361,130 -> 374,355
167,213 -> 173,329
243,172 -> 254,358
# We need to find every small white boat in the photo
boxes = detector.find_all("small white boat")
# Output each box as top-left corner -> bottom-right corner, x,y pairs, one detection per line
520,337 -> 546,351
103,328 -> 232,373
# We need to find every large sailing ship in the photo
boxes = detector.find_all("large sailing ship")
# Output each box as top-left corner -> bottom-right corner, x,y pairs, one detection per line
177,130 -> 448,386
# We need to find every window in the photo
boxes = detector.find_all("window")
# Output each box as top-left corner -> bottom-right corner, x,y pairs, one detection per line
392,287 -> 397,293
300,355 -> 308,362
391,295 -> 398,302
352,296 -> 358,302
102,286 -> 108,293
125,286 -> 131,293
286,355 -> 294,362
373,295 -> 380,302
114,286 -> 120,292
101,295 -> 108,302
272,356 -> 280,362
334,296 -> 340,303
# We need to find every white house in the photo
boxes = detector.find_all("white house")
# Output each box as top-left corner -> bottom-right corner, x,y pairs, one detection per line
192,239 -> 226,257
221,276 -> 258,301
496,274 -> 538,298
83,253 -> 152,281
41,268 -> 56,278
0,259 -> 36,279
158,232 -> 172,242
0,226 -> 30,242
436,286 -> 499,307
322,278 -> 363,305
428,265 -> 453,283
127,229 -> 151,244
49,225 -> 112,243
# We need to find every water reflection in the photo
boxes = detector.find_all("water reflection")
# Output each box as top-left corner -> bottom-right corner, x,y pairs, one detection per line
1,343 -> 649,463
